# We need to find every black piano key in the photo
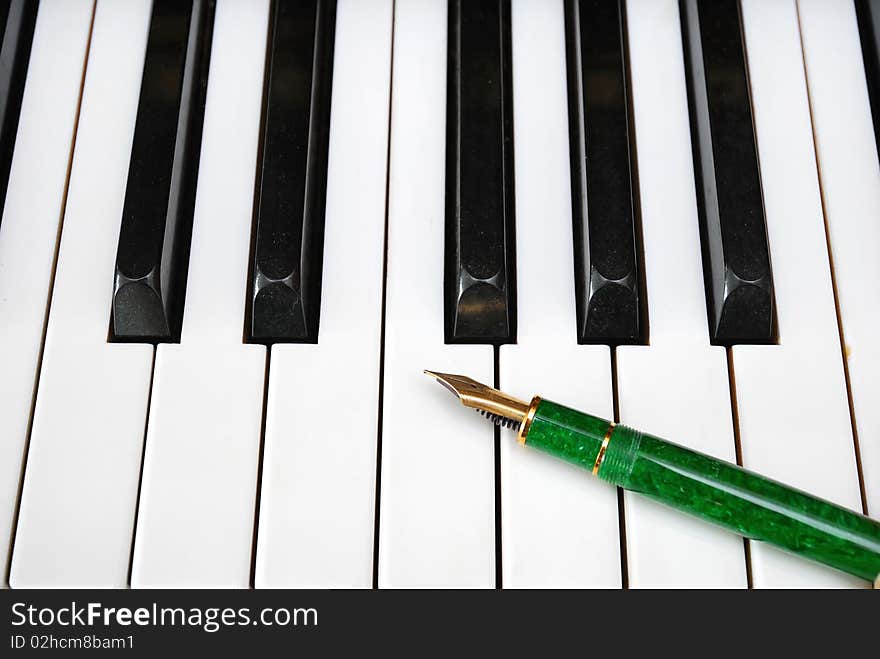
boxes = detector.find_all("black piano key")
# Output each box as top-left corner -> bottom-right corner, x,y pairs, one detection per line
444,0 -> 516,344
111,0 -> 215,342
0,0 -> 38,225
246,0 -> 336,344
564,0 -> 645,345
680,0 -> 775,345
856,0 -> 880,156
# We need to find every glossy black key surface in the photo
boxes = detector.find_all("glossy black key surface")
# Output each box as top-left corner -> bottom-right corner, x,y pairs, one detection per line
680,0 -> 775,344
246,0 -> 336,344
564,0 -> 644,344
0,0 -> 38,225
444,0 -> 516,344
111,0 -> 215,342
856,0 -> 880,156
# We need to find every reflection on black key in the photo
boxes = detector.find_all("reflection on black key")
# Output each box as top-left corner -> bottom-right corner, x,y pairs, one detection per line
444,0 -> 516,344
111,0 -> 215,342
680,0 -> 775,345
565,0 -> 644,345
856,0 -> 880,155
0,0 -> 38,224
246,0 -> 336,344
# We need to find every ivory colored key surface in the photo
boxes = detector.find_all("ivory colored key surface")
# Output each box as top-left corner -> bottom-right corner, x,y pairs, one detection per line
616,0 -> 746,588
130,0 -> 269,588
0,0 -> 93,585
798,0 -> 880,517
378,0 -> 495,588
734,0 -> 863,587
254,0 -> 392,588
498,0 -> 618,589
9,0 -> 155,588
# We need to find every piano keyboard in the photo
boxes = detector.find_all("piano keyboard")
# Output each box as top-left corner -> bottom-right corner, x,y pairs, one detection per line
0,0 -> 876,589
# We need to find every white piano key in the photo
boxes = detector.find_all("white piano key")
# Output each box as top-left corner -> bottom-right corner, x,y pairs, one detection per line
798,0 -> 880,517
130,347 -> 265,588
498,0 -> 617,589
378,0 -> 495,588
0,0 -> 93,586
9,0 -> 154,588
735,0 -> 864,588
615,0 -> 746,588
254,0 -> 392,589
130,0 -> 269,588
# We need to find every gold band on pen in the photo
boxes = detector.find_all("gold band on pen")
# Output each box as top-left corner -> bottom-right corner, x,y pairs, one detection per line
517,396 -> 541,445
592,423 -> 616,475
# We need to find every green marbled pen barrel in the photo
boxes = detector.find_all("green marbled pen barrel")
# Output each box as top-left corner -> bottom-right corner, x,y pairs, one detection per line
526,399 -> 880,584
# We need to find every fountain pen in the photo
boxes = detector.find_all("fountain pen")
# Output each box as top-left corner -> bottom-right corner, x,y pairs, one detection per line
424,370 -> 880,586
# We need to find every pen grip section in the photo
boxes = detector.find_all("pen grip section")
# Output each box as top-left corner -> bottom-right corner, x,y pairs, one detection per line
526,399 -> 880,583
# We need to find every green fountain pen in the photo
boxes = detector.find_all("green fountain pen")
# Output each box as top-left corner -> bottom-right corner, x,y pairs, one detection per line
425,371 -> 880,586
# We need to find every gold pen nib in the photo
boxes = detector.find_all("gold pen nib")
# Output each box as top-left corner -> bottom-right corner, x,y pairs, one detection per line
423,370 -> 531,429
